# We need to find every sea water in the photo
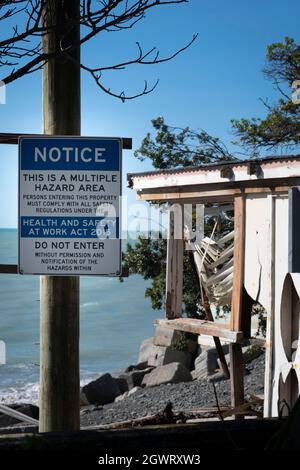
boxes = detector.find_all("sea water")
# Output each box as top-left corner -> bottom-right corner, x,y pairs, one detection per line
0,229 -> 160,404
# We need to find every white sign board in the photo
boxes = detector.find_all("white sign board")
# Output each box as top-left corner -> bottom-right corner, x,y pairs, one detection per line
19,136 -> 122,276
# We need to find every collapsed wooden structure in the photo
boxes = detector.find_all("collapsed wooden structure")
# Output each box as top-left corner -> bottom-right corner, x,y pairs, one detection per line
128,156 -> 300,417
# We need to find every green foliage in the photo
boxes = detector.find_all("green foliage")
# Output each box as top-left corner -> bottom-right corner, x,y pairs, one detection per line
170,331 -> 197,352
232,37 -> 300,153
123,235 -> 201,317
134,116 -> 234,169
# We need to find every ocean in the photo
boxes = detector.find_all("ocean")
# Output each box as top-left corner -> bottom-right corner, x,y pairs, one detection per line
0,228 -> 160,404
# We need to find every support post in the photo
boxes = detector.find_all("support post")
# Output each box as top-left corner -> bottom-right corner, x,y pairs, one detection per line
166,204 -> 183,319
230,195 -> 246,331
230,195 -> 245,413
229,343 -> 244,416
39,0 -> 80,432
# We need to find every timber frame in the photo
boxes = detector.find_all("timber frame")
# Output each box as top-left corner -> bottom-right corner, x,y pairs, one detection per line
128,155 -> 300,415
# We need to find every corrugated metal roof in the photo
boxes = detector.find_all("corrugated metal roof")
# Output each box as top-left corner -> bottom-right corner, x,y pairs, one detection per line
127,155 -> 300,187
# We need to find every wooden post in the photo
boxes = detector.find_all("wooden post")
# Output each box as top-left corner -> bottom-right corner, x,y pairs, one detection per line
39,0 -> 80,432
230,195 -> 245,412
229,343 -> 244,415
230,195 -> 245,331
264,194 -> 276,417
166,204 -> 183,319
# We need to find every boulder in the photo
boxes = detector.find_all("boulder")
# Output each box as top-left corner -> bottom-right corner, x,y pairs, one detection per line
217,345 -> 263,370
138,337 -> 194,369
163,348 -> 192,370
138,337 -> 154,364
128,386 -> 142,396
81,373 -> 121,405
147,345 -> 167,367
118,367 -> 153,390
153,326 -> 181,347
124,362 -> 149,372
80,391 -> 90,406
0,403 -> 39,428
142,362 -> 192,387
114,392 -> 129,402
115,377 -> 129,394
154,326 -> 197,356
192,347 -> 219,379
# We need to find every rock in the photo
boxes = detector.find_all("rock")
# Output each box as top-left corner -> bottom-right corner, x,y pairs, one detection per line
153,326 -> 181,347
207,371 -> 228,383
243,345 -> 264,364
128,386 -> 142,396
80,391 -> 90,406
216,345 -> 264,370
118,367 -> 153,390
147,344 -> 167,367
186,339 -> 198,355
0,403 -> 39,428
138,337 -> 194,369
138,337 -> 154,364
81,373 -> 121,405
142,362 -> 192,387
115,377 -> 129,394
193,347 -> 218,379
114,392 -> 129,402
125,362 -> 149,372
163,348 -> 192,370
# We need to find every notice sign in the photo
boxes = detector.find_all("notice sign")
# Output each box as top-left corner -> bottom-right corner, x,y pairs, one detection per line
18,136 -> 122,276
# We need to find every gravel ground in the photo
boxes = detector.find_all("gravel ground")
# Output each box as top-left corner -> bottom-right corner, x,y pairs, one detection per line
80,353 -> 265,427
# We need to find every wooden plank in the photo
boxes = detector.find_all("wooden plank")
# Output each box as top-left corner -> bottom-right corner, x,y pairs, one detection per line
263,194 -> 276,418
244,186 -> 289,194
0,264 -> 18,274
165,205 -> 183,319
137,189 -> 237,202
0,133 -> 132,149
229,343 -> 245,415
137,186 -> 291,203
156,319 -> 243,343
230,195 -> 245,331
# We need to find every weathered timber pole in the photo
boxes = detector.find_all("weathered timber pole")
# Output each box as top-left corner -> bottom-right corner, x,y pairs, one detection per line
39,0 -> 81,432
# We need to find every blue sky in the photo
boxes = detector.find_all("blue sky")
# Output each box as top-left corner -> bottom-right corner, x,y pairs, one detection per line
0,0 -> 300,228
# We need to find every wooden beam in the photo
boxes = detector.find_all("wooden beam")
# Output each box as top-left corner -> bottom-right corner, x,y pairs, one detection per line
165,205 -> 183,319
136,186 -> 291,203
0,133 -> 132,149
230,195 -> 245,331
263,194 -> 276,418
137,188 -> 237,202
229,343 -> 245,416
156,319 -> 243,343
